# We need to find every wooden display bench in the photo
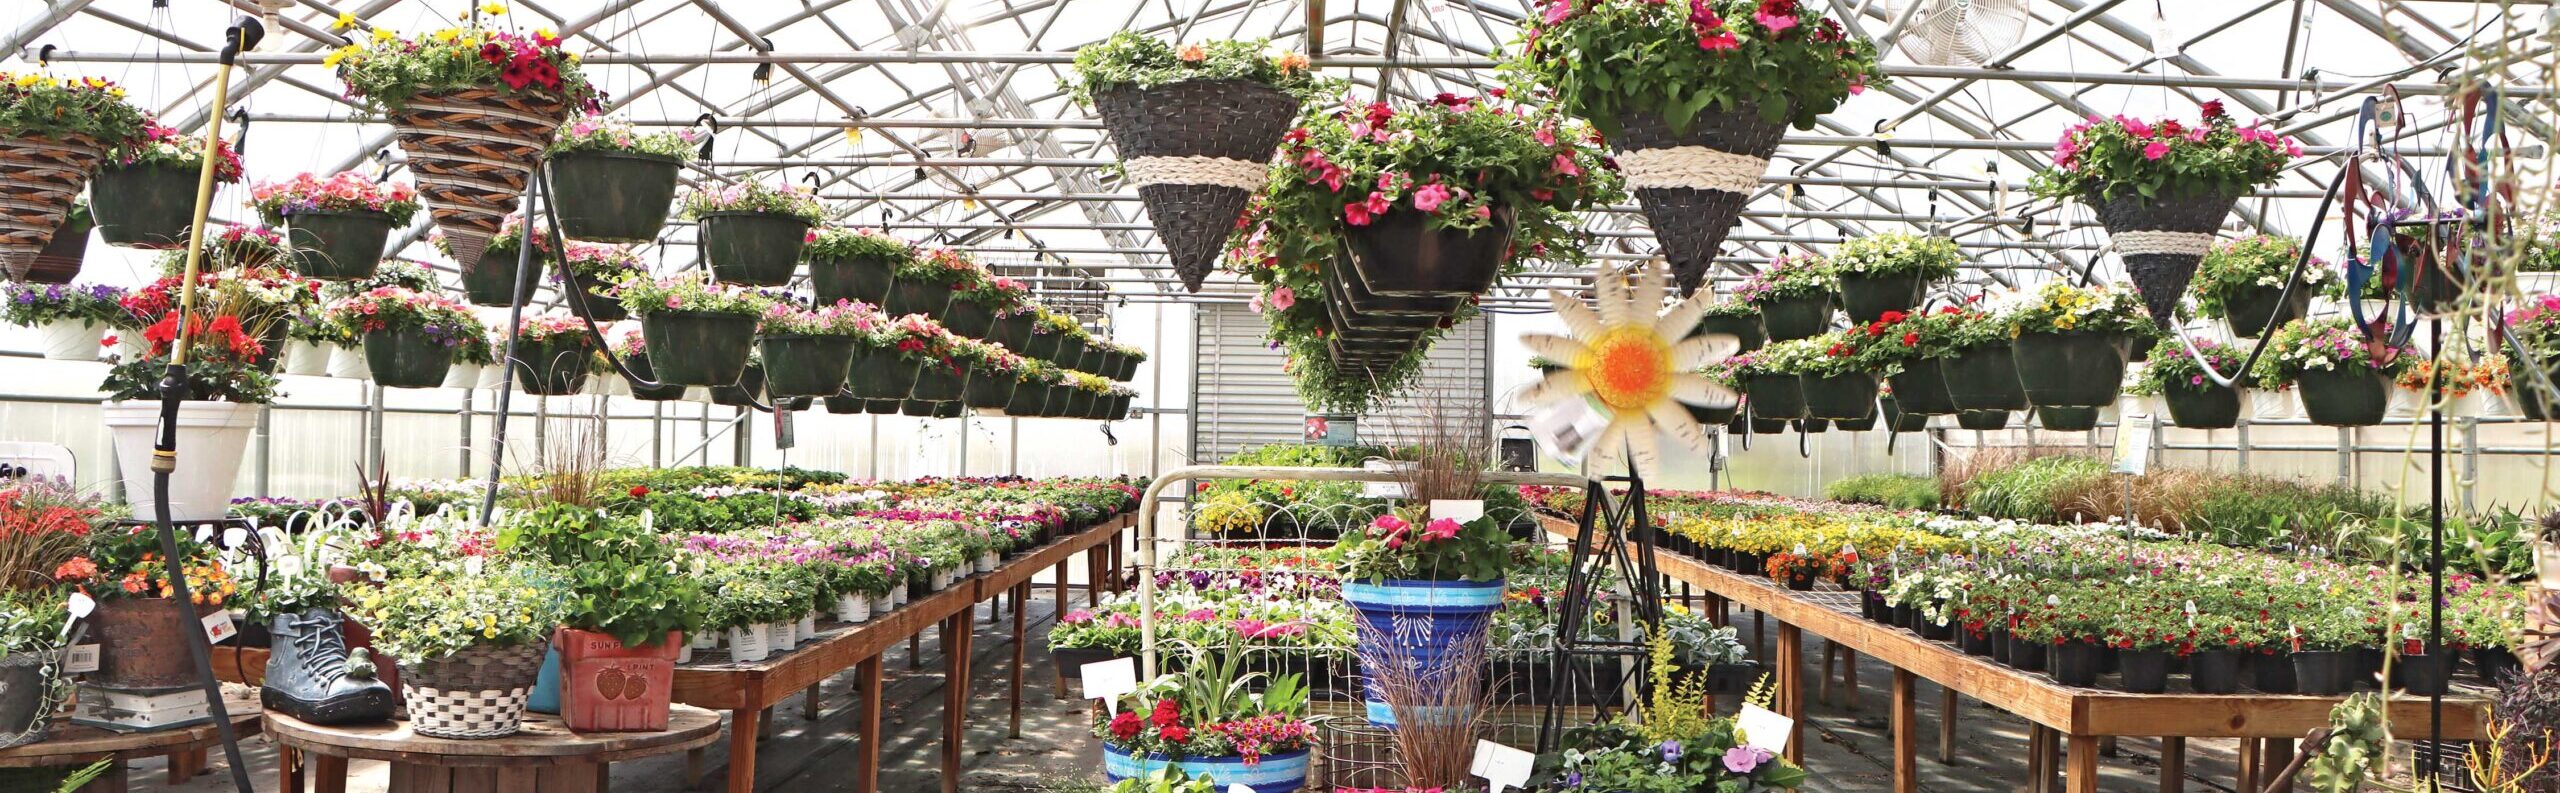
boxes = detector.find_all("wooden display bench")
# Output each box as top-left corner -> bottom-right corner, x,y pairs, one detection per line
268,706 -> 721,793
669,512 -> 1135,793
1539,515 -> 2491,793
0,695 -> 261,792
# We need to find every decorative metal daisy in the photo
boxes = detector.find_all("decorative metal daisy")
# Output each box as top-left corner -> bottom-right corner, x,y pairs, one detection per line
1518,261 -> 1742,481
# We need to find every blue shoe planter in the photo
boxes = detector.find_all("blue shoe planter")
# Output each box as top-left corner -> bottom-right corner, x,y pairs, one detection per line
1340,578 -> 1505,728
1102,745 -> 1309,792
527,646 -> 563,715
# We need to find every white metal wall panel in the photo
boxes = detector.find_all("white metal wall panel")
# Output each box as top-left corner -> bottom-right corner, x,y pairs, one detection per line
1191,304 -> 1492,462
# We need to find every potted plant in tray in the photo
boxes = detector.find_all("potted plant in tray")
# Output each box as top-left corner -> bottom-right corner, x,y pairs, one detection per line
756,300 -> 868,398
1095,645 -> 1313,792
1070,32 -> 1323,292
499,504 -> 703,732
91,121 -> 244,249
1831,233 -> 1959,322
0,71 -> 152,276
4,282 -> 128,361
347,561 -> 566,738
2128,336 -> 2246,429
329,23 -> 600,270
251,171 -> 423,281
1503,0 -> 1883,294
618,276 -> 773,387
807,228 -> 910,308
2191,234 -> 2327,338
98,277 -> 285,521
2029,103 -> 2298,326
326,286 -> 488,389
2251,317 -> 2411,427
546,114 -> 699,243
511,314 -> 598,395
2002,281 -> 2148,409
1736,254 -> 1838,342
681,180 -> 825,287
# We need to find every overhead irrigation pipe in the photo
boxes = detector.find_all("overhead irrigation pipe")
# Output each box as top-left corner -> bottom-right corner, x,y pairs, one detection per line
147,16 -> 263,793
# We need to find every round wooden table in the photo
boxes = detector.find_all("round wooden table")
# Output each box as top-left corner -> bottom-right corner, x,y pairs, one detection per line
0,696 -> 263,792
268,706 -> 722,793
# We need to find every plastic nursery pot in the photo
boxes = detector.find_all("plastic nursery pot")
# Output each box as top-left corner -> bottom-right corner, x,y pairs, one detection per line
824,395 -> 864,414
1886,365 -> 1959,416
1939,344 -> 2029,411
462,251 -> 545,306
1757,294 -> 1835,342
710,363 -> 768,406
1878,396 -> 1931,432
2251,650 -> 2297,693
1800,372 -> 1879,421
2035,406 -> 2101,432
1837,273 -> 1926,324
1960,630 -> 1997,657
554,628 -> 681,733
1743,373 -> 1809,419
2012,331 -> 2128,408
900,399 -> 939,417
2050,641 -> 2104,687
2221,282 -> 2311,338
283,210 -> 397,281
2162,382 -> 2242,429
1019,330 -> 1062,362
512,336 -> 596,395
1748,415 -> 1791,434
2392,651 -> 2456,696
696,211 -> 810,286
2477,648 -> 2523,685
1684,402 -> 1740,426
2289,650 -> 2356,695
1066,389 -> 1098,419
1342,207 -> 1515,297
638,310 -> 756,387
846,348 -> 923,401
962,370 -> 1018,409
546,152 -> 682,244
883,278 -> 955,319
909,363 -> 967,402
560,267 -> 629,322
2295,367 -> 2390,427
757,335 -> 858,397
2116,649 -> 2172,694
621,353 -> 691,401
932,400 -> 964,418
940,299 -> 997,339
362,327 -> 457,389
2188,650 -> 2245,694
2006,635 -> 2048,672
89,162 -> 198,249
809,254 -> 897,306
1041,384 -> 1073,417
1108,394 -> 1134,421
1002,382 -> 1049,416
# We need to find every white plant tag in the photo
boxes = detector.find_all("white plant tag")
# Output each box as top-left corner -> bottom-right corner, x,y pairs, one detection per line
1470,740 -> 1536,793
202,611 -> 237,645
1082,657 -> 1138,715
1430,499 -> 1485,524
63,644 -> 98,674
1738,704 -> 1794,755
65,592 -> 94,621
1229,785 -> 1254,793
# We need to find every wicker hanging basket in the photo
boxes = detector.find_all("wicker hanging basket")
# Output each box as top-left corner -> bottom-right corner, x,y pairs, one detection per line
2089,188 -> 2242,328
388,88 -> 571,272
0,133 -> 104,280
1091,79 -> 1299,293
1611,107 -> 1787,296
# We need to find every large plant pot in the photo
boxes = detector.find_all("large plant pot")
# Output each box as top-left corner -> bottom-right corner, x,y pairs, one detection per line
87,597 -> 217,689
2090,188 -> 2244,327
962,371 -> 1019,409
2050,641 -> 2103,687
1610,107 -> 1787,294
2297,368 -> 2389,427
2391,651 -> 2455,696
388,88 -> 569,271
1742,373 -> 1808,419
1838,273 -> 1927,323
1090,79 -> 1302,292
1886,365 -> 1958,416
1340,579 -> 1504,727
697,211 -> 808,287
282,210 -> 396,281
2162,382 -> 2241,429
1756,294 -> 1835,342
0,133 -> 103,279
512,336 -> 595,395
2221,282 -> 2311,338
89,162 -> 198,249
0,655 -> 50,749
32,319 -> 104,362
103,400 -> 256,522
2290,650 -> 2354,695
2116,650 -> 2171,693
758,335 -> 858,398
2189,650 -> 2245,694
1102,745 -> 1311,793
910,363 -> 967,402
1940,344 -> 2028,410
401,641 -> 549,739
2013,331 -> 2127,407
1800,372 -> 1878,421
546,152 -> 680,244
363,327 -> 456,389
622,353 -> 691,401
1343,207 -> 1516,298
555,629 -> 681,733
461,252 -> 543,307
810,254 -> 897,307
23,209 -> 92,284
883,278 -> 955,319
637,310 -> 756,387
2036,406 -> 2101,432
848,348 -> 922,400
560,267 -> 629,322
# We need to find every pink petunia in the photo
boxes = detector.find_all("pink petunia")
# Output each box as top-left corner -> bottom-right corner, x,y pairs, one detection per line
1412,184 -> 1452,213
1542,0 -> 1573,24
2143,141 -> 2171,160
1269,286 -> 1297,311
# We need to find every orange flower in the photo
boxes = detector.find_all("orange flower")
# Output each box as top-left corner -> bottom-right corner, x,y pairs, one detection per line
1178,44 -> 1208,63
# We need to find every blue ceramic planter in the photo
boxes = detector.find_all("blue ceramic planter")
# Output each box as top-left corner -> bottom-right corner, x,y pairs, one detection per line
1340,578 -> 1505,727
527,646 -> 563,714
1102,745 -> 1309,792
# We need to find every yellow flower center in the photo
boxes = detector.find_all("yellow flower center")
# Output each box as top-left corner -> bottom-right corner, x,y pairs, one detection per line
1577,324 -> 1672,414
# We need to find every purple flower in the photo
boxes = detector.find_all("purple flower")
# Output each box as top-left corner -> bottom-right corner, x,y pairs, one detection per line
1659,739 -> 1682,763
1722,745 -> 1767,774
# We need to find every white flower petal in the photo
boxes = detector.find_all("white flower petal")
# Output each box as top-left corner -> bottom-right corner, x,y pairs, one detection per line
1550,290 -> 1606,340
1623,422 -> 1664,481
1672,333 -> 1742,370
1647,397 -> 1710,454
1594,266 -> 1633,327
1519,333 -> 1588,366
1668,374 -> 1738,408
1633,261 -> 1668,321
1518,369 -> 1592,406
1653,290 -> 1710,341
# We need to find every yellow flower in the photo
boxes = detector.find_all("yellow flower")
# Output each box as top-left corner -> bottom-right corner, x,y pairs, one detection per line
13,74 -> 41,88
480,1 -> 507,15
331,12 -> 358,31
483,627 -> 500,639
322,45 -> 359,68
371,27 -> 397,44
536,27 -> 558,42
434,29 -> 460,43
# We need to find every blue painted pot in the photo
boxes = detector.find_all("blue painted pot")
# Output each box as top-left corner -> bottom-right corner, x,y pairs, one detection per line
526,646 -> 563,714
1102,745 -> 1309,792
1339,578 -> 1506,727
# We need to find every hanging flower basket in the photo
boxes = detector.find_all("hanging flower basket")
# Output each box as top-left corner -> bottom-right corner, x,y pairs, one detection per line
548,152 -> 682,243
963,370 -> 1019,409
848,347 -> 922,400
1694,312 -> 1766,354
2011,331 -> 2128,408
285,211 -> 399,280
621,352 -> 690,401
1343,207 -> 1517,298
758,336 -> 857,398
2161,382 -> 2241,429
1837,273 -> 1926,324
1064,388 -> 1099,419
461,252 -> 543,307
863,398 -> 900,414
1003,381 -> 1050,416
103,400 -> 257,522
1877,395 -> 1930,432
1800,372 -> 1878,421
884,278 -> 954,319
1090,80 -> 1302,292
710,363 -> 768,407
2089,189 -> 2244,326
2295,368 -> 2389,427
512,331 -> 595,396
24,207 -> 92,284
911,364 -> 968,402
898,399 -> 940,417
2222,283 -> 2310,338
2035,405 -> 2101,431
1323,252 -> 1468,317
0,133 -> 107,279
1609,108 -> 1789,295
696,211 -> 809,287
89,162 -> 203,249
362,327 -> 457,389
1886,361 -> 1958,416
810,254 -> 897,307
1939,344 -> 2026,411
1741,372 -> 1808,419
1955,409 -> 2012,431
637,310 -> 756,387
1757,293 -> 1834,342
388,89 -> 572,271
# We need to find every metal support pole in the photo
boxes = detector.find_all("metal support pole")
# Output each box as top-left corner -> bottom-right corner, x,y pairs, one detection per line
252,405 -> 271,497
2338,426 -> 2354,486
456,387 -> 473,478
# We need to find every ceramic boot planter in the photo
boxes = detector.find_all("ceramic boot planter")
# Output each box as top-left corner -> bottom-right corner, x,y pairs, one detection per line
940,299 -> 997,339
2050,641 -> 2104,687
261,609 -> 396,726
555,629 -> 681,733
24,210 -> 92,284
0,655 -> 49,749
388,88 -> 569,272
1940,344 -> 2029,410
0,132 -> 105,279
2188,650 -> 2245,694
2116,650 -> 2172,693
104,400 -> 256,522
1756,294 -> 1835,342
281,210 -> 397,281
1102,746 -> 1311,793
2221,282 -> 2311,338
757,335 -> 858,398
910,364 -> 968,402
638,310 -> 757,387
2162,382 -> 2242,429
2012,331 -> 2128,407
697,212 -> 809,286
2290,650 -> 2355,695
622,353 -> 691,401
1743,373 -> 1809,419
962,371 -> 1019,409
1886,365 -> 1959,416
1344,207 -> 1517,298
1800,372 -> 1879,421
1878,396 -> 1931,432
1342,579 -> 1505,727
461,254 -> 544,307
1090,79 -> 1300,291
362,327 -> 456,389
809,254 -> 897,306
1837,272 -> 1927,323
32,319 -> 104,361
2090,188 -> 2244,327
847,348 -> 922,400
1609,107 -> 1787,295
546,152 -> 681,243
511,336 -> 595,395
2035,406 -> 2101,432
89,163 -> 201,248
2296,368 -> 2390,427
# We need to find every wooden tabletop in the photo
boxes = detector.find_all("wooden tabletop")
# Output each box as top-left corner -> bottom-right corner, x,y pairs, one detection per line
0,696 -> 263,768
265,706 -> 723,767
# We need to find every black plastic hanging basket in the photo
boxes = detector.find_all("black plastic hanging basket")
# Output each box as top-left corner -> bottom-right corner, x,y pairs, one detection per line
637,310 -> 756,387
560,266 -> 629,322
2012,331 -> 2129,408
2035,405 -> 2101,432
1611,107 -> 1789,295
1090,79 -> 1302,293
1756,293 -> 1835,342
2295,368 -> 2389,427
362,326 -> 455,389
462,253 -> 543,307
2220,282 -> 2310,339
758,335 -> 859,397
849,347 -> 923,400
1955,409 -> 2012,430
1837,273 -> 1927,324
811,254 -> 897,306
283,210 -> 396,281
2090,188 -> 2243,328
1800,372 -> 1878,421
1886,365 -> 1958,415
1742,373 -> 1808,419
884,278 -> 955,319
698,211 -> 810,287
622,353 -> 690,401
1939,344 -> 2028,411
1343,208 -> 1517,298
512,335 -> 595,395
1693,314 -> 1766,354
547,151 -> 682,243
89,162 -> 200,249
2162,382 -> 2241,429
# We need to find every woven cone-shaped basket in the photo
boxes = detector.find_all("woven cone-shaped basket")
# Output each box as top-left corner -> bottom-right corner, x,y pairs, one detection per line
1092,80 -> 1299,293
0,133 -> 103,280
1612,108 -> 1788,296
389,88 -> 570,272
2091,189 -> 2241,328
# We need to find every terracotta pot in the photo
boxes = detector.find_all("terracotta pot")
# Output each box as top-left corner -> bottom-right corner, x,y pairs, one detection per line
554,629 -> 681,733
87,597 -> 217,689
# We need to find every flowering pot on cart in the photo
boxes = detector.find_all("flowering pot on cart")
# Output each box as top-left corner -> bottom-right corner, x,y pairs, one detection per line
1340,578 -> 1504,727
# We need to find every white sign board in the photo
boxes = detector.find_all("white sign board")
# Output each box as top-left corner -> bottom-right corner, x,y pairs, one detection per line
1470,740 -> 1536,793
1081,657 -> 1138,715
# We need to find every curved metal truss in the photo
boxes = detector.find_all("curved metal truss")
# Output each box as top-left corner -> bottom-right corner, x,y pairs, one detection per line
11,0 -> 2556,313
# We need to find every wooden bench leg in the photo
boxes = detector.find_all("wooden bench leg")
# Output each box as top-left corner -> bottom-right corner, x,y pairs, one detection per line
2238,737 -> 2262,793
312,755 -> 347,793
1841,648 -> 1859,710
1820,643 -> 1836,706
93,761 -> 128,793
1937,686 -> 1958,764
2025,725 -> 2050,793
942,613 -> 977,793
1010,581 -> 1029,739
857,655 -> 884,793
1776,622 -> 1804,766
2265,739 -> 2293,793
2159,736 -> 2185,793
276,746 -> 303,793
730,705 -> 763,793
1892,668 -> 1918,793
165,747 -> 205,785
803,683 -> 823,721
684,747 -> 706,788
2066,735 -> 2098,793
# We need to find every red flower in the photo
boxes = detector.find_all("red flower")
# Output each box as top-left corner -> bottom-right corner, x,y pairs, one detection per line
1281,128 -> 1308,144
1878,310 -> 1907,323
1158,725 -> 1190,744
1902,332 -> 1920,346
1363,102 -> 1394,128
2200,99 -> 2227,120
1150,699 -> 1181,728
1108,711 -> 1142,740
479,43 -> 509,65
629,486 -> 650,498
